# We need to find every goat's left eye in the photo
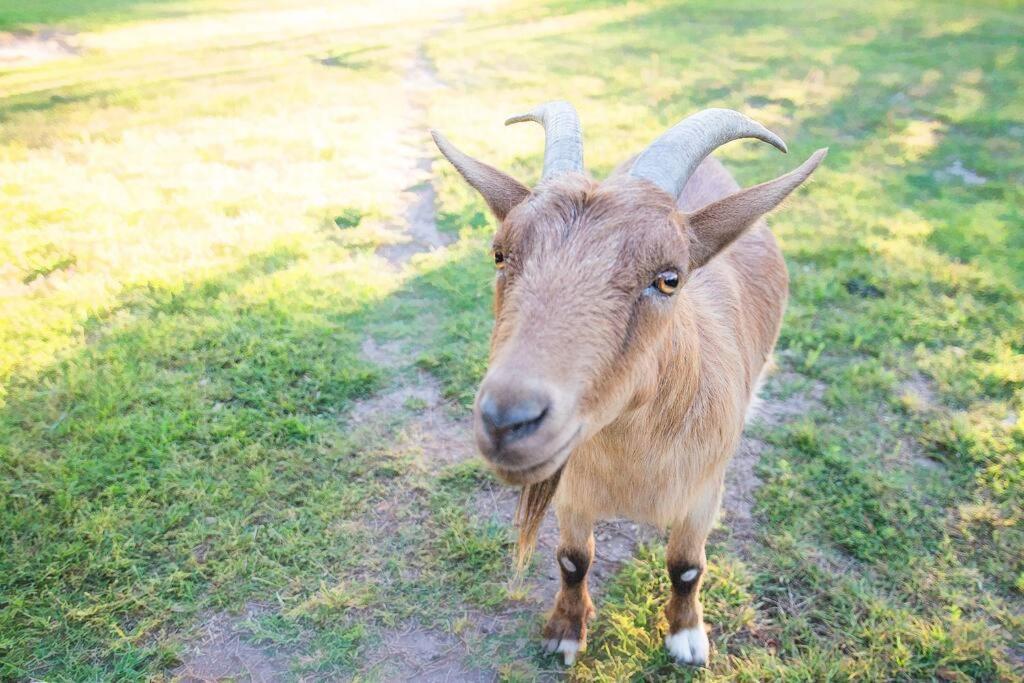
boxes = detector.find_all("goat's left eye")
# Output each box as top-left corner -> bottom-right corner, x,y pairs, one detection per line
654,271 -> 679,295
494,250 -> 505,269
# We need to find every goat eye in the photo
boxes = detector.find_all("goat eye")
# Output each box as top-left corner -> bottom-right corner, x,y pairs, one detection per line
494,250 -> 505,269
654,271 -> 679,295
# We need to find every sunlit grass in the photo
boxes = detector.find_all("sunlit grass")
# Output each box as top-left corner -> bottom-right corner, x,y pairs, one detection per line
0,1 -> 465,393
0,1 -> 487,678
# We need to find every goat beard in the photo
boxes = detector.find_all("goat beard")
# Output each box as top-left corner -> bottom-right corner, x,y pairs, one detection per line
513,464 -> 565,572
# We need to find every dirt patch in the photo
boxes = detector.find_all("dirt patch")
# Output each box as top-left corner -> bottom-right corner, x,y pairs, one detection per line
378,158 -> 452,266
364,624 -> 492,682
0,30 -> 79,66
404,404 -> 476,467
378,45 -> 455,266
473,483 -> 659,606
171,609 -> 290,683
900,372 -> 937,412
935,159 -> 987,186
897,435 -> 944,471
720,437 -> 767,551
348,370 -> 476,469
719,370 -> 827,552
359,337 -> 406,369
751,371 -> 827,427
894,374 -> 949,471
349,371 -> 444,425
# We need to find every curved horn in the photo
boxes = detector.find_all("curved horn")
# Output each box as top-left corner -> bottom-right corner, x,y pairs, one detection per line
630,108 -> 788,198
505,100 -> 584,181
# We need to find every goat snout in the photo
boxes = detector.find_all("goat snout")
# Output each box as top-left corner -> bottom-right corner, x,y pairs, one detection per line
479,390 -> 550,449
473,374 -> 582,483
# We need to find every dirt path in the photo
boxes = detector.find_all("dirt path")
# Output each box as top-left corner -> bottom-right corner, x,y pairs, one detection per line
352,17 -> 475,470
170,23 -> 470,683
0,30 -> 79,66
377,41 -> 456,266
350,22 -> 500,682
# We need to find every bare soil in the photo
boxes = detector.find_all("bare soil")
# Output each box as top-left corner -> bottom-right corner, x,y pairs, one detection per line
367,624 -> 492,682
0,31 -> 79,65
349,369 -> 476,469
172,608 -> 290,683
720,370 -> 827,551
378,45 -> 455,265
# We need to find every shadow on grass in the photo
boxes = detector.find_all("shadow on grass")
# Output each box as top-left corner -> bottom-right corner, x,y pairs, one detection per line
0,239 -> 505,679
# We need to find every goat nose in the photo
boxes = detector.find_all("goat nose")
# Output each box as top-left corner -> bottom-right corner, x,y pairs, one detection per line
479,390 -> 549,448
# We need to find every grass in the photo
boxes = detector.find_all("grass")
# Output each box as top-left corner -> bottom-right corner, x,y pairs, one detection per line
1,0 -> 1022,680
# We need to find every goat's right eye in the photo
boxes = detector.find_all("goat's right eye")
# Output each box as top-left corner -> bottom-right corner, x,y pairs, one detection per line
653,270 -> 680,295
494,251 -> 505,269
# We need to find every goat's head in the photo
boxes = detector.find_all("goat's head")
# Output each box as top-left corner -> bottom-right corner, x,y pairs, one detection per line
433,102 -> 825,486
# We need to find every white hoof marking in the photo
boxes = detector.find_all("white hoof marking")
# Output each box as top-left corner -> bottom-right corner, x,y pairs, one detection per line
542,638 -> 580,665
665,626 -> 709,666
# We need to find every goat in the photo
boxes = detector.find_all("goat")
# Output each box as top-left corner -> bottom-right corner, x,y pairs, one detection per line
432,101 -> 825,666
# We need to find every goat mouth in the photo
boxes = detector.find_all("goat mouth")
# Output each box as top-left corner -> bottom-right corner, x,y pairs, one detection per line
491,424 -> 582,485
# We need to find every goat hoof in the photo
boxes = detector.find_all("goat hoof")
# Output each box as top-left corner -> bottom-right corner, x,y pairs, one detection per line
665,625 -> 710,666
542,637 -> 580,665
541,614 -> 586,666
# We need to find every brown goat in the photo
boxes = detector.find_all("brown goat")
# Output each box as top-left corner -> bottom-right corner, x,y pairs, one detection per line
432,101 -> 825,666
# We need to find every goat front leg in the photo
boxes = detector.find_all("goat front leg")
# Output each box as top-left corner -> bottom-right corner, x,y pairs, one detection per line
542,510 -> 594,665
664,484 -> 720,666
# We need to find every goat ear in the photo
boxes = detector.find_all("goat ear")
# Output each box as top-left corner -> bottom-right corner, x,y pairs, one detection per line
685,148 -> 827,270
431,130 -> 530,221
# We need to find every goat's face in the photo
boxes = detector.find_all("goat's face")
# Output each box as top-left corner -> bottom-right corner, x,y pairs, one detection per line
433,102 -> 825,486
475,175 -> 685,484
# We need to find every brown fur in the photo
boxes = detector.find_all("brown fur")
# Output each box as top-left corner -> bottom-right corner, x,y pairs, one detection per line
543,540 -> 595,655
433,122 -> 825,664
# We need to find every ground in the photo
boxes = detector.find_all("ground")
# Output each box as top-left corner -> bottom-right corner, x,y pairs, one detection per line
1,0 -> 1022,681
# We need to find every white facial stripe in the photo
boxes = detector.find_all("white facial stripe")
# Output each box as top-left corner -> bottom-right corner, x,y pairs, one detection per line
680,568 -> 699,582
560,556 -> 577,573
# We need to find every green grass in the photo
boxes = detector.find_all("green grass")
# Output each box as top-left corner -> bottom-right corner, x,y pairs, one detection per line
2,0 -> 1022,680
0,0 -> 287,31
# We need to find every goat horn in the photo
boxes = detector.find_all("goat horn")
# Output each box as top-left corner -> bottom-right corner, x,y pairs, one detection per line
505,100 -> 584,181
630,108 -> 788,198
